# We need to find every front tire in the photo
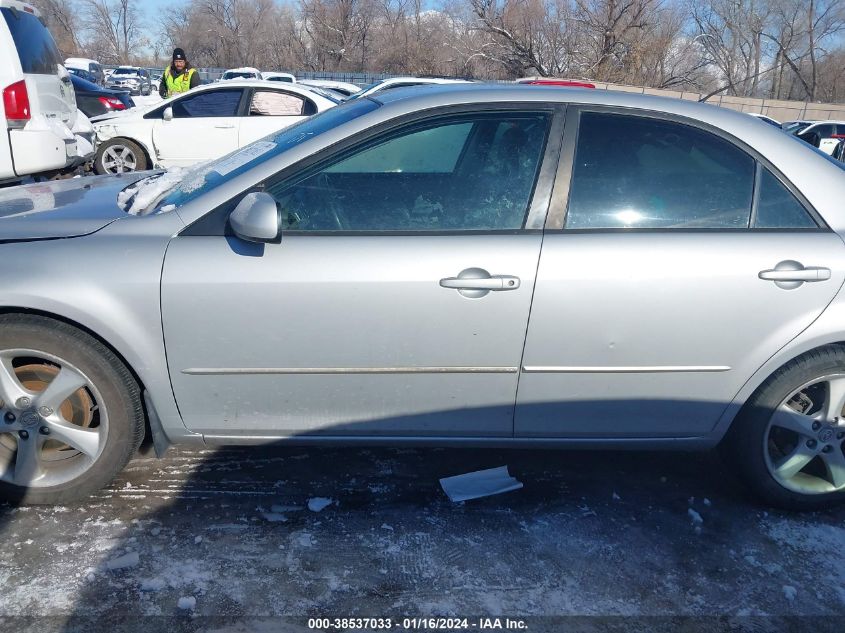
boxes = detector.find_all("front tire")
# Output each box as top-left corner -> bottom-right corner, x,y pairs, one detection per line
0,315 -> 144,505
95,138 -> 147,174
723,345 -> 845,510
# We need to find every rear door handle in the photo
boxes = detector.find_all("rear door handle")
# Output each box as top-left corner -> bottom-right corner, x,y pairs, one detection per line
440,268 -> 520,298
759,260 -> 831,289
214,124 -> 235,129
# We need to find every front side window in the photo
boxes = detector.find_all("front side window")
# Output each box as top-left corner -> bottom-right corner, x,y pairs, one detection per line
565,112 -> 755,229
265,112 -> 549,232
172,89 -> 243,118
250,91 -> 305,116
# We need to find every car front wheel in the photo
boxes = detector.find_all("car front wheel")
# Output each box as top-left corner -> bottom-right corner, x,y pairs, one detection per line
724,345 -> 845,510
95,138 -> 147,174
0,315 -> 144,504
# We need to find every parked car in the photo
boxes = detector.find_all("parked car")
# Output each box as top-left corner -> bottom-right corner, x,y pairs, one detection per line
345,76 -> 471,100
795,121 -> 845,154
0,0 -> 83,185
262,72 -> 296,83
517,77 -> 597,88
70,73 -> 133,118
66,67 -> 97,83
64,57 -> 105,86
150,72 -> 162,93
92,80 -> 335,173
298,79 -> 361,97
748,112 -> 781,127
106,66 -> 151,96
2,85 -> 845,508
782,120 -> 815,134
221,67 -> 261,81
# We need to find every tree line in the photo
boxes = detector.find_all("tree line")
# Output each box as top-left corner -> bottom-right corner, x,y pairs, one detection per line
34,0 -> 845,102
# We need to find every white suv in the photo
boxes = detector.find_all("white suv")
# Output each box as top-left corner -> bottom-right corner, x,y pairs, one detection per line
0,1 -> 83,184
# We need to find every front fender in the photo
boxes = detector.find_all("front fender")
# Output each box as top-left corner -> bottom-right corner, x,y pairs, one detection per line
0,220 -> 201,447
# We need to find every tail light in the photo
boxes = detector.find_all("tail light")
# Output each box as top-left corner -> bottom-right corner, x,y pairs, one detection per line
3,80 -> 31,128
98,96 -> 126,110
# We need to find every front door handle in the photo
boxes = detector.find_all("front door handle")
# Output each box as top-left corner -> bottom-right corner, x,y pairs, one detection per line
440,277 -> 520,290
759,260 -> 831,289
214,124 -> 235,129
440,267 -> 520,298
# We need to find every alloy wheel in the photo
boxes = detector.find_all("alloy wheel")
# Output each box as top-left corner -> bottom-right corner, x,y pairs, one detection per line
101,145 -> 138,173
764,374 -> 845,494
0,349 -> 108,488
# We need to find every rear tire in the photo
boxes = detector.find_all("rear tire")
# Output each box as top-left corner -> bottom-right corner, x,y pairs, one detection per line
0,315 -> 144,505
722,345 -> 845,510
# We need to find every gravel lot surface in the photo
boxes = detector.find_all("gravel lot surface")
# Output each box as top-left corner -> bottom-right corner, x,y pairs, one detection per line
0,444 -> 843,632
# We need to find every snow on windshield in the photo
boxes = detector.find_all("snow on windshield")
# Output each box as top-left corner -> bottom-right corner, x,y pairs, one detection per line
117,166 -> 207,215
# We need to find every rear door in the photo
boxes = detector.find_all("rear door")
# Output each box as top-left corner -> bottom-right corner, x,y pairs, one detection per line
1,6 -> 76,127
151,88 -> 243,166
238,88 -> 312,145
516,109 -> 845,439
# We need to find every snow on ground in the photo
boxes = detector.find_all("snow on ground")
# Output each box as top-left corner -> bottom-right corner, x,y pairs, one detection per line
0,446 -> 843,629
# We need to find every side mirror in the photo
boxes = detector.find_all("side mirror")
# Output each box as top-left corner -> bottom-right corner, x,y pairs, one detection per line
163,107 -> 173,121
229,192 -> 280,243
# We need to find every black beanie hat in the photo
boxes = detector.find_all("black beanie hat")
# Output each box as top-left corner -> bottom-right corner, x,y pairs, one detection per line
172,48 -> 186,61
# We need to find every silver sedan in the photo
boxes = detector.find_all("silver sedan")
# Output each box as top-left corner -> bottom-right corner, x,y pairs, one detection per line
1,85 -> 845,508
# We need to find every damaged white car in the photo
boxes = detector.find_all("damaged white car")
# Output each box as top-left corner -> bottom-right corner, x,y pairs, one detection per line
91,80 -> 335,174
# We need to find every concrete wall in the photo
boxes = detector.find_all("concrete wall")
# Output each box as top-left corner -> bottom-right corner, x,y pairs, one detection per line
592,81 -> 845,122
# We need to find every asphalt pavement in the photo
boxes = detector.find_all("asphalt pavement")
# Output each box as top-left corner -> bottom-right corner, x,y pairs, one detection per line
0,444 -> 843,632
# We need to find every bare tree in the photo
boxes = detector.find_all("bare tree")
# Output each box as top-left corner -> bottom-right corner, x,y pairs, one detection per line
82,0 -> 147,64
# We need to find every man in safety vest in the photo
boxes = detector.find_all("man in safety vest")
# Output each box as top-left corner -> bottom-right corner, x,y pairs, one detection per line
159,48 -> 200,99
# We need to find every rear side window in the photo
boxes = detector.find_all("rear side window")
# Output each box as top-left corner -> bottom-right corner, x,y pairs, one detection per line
172,89 -> 243,118
249,91 -> 305,116
754,168 -> 817,228
565,112 -> 755,229
2,8 -> 61,74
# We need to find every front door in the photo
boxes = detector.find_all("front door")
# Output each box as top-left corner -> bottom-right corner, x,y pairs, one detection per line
152,88 -> 243,166
516,109 -> 845,438
161,109 -> 557,437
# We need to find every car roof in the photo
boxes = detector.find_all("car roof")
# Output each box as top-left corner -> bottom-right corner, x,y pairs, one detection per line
804,120 -> 845,127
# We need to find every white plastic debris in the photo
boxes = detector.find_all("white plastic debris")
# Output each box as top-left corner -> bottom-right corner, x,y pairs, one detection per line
307,497 -> 333,512
177,596 -> 196,610
194,536 -> 203,544
439,466 -> 523,502
703,498 -> 712,507
783,585 -> 797,601
106,551 -> 139,570
612,492 -> 621,501
261,512 -> 288,522
688,508 -> 704,525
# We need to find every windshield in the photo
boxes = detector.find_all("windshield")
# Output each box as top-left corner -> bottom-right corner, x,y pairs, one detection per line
113,68 -> 138,76
120,98 -> 379,215
223,72 -> 256,79
346,79 -> 384,100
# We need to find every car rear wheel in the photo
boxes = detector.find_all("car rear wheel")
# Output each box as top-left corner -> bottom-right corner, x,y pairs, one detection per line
95,138 -> 147,174
723,345 -> 845,510
0,315 -> 144,505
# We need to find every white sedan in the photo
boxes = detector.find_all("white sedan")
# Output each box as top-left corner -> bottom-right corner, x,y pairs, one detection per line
92,81 -> 335,174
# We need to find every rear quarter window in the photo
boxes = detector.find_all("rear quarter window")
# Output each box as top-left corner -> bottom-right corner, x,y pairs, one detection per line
2,7 -> 61,74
